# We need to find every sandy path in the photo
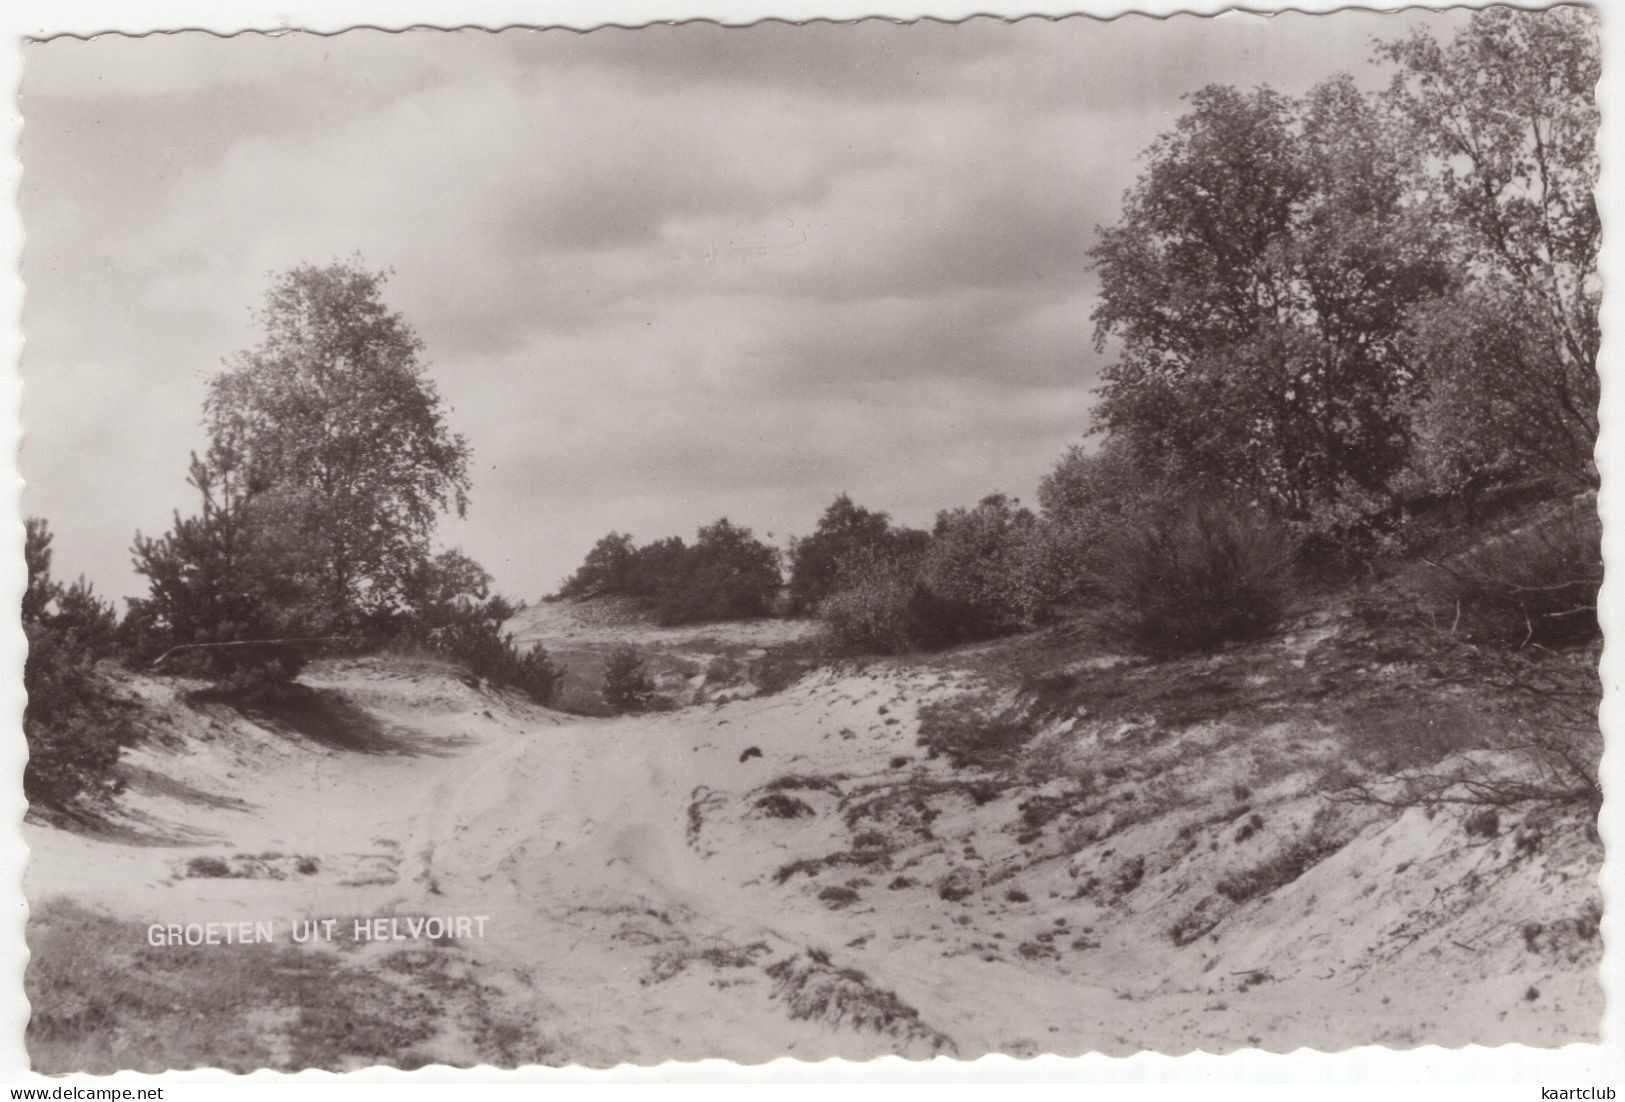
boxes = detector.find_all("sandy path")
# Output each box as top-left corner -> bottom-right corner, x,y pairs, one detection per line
25,653 -> 1603,1066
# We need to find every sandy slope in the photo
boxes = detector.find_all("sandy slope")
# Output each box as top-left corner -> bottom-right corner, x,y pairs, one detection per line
23,612 -> 1603,1068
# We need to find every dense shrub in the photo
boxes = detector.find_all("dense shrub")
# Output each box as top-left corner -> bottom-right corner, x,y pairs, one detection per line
23,519 -> 138,811
127,449 -> 332,679
1286,485 -> 1414,581
191,655 -> 311,699
391,549 -> 495,631
787,495 -> 925,613
602,644 -> 656,712
1015,520 -> 1093,618
1410,497 -> 1600,649
916,691 -> 1034,767
817,494 -> 1065,655
620,536 -> 687,606
1095,500 -> 1298,656
915,494 -> 1041,645
422,610 -> 560,704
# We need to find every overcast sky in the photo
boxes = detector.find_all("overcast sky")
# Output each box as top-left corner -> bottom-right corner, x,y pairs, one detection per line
21,8 -> 1471,602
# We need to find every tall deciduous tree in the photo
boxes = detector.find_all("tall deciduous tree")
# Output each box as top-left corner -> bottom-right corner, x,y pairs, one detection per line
1090,79 -> 1449,520
204,261 -> 472,624
1379,6 -> 1600,488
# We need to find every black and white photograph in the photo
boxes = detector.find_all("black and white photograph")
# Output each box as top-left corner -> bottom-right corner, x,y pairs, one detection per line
14,3 -> 1605,1074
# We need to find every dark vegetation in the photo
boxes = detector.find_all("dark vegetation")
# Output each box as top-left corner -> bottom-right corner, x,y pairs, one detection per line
785,495 -> 928,613
916,691 -> 1033,768
22,520 -> 137,813
601,644 -> 657,713
797,6 -> 1598,674
764,950 -> 953,1052
1215,828 -> 1347,904
28,11 -> 1600,824
1406,498 -> 1602,651
1094,501 -> 1298,657
757,793 -> 815,820
25,899 -> 441,1073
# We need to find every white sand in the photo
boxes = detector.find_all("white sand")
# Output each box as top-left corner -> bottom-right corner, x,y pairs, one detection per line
24,631 -> 1602,1066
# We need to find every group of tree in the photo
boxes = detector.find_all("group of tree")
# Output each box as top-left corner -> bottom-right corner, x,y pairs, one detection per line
808,493 -> 1048,653
782,494 -> 928,612
553,518 -> 783,626
26,261 -> 557,811
553,491 -> 1056,655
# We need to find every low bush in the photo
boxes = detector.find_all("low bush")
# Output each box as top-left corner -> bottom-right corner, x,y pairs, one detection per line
23,642 -> 138,814
763,773 -> 841,794
554,519 -> 782,626
1094,500 -> 1298,656
757,793 -> 815,819
787,495 -> 921,613
747,642 -> 823,696
1411,497 -> 1600,650
818,885 -> 861,909
602,644 -> 656,712
1036,438 -> 1181,605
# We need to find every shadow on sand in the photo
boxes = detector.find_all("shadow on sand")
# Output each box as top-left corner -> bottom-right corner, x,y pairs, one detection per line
189,682 -> 467,757
28,680 -> 473,843
29,786 -> 235,847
